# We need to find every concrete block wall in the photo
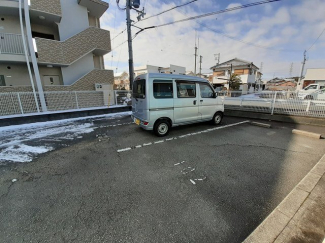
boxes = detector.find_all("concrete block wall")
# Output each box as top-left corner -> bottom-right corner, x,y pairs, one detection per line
0,69 -> 114,93
36,27 -> 111,65
30,0 -> 62,17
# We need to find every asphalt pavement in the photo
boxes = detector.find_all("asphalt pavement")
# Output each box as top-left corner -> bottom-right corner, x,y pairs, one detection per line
0,114 -> 325,243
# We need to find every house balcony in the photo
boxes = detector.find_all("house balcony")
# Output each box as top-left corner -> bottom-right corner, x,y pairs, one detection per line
0,33 -> 29,63
78,0 -> 109,18
0,0 -> 61,24
212,76 -> 229,84
35,27 -> 111,66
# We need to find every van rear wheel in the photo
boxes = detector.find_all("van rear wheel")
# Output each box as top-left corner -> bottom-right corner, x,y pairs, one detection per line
154,120 -> 170,137
211,112 -> 223,125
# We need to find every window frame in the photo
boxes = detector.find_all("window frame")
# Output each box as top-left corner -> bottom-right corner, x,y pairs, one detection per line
153,79 -> 173,99
133,79 -> 146,99
199,83 -> 215,98
176,80 -> 197,98
0,75 -> 5,86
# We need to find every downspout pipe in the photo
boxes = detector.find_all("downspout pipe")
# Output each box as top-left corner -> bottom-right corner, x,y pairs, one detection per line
19,0 -> 40,112
23,0 -> 47,112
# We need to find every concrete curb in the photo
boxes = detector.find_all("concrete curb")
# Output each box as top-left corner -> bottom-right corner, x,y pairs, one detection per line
243,153 -> 325,243
225,110 -> 325,127
0,106 -> 132,127
250,121 -> 272,128
292,129 -> 322,139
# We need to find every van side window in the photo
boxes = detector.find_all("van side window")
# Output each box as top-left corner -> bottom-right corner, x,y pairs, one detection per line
200,83 -> 214,98
153,80 -> 173,98
177,82 -> 196,98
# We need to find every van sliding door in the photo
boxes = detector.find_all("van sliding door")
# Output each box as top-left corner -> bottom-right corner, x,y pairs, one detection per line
173,81 -> 200,124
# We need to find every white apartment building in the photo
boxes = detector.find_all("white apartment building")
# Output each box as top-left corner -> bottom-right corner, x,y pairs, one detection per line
134,64 -> 186,77
0,0 -> 113,95
210,58 -> 262,90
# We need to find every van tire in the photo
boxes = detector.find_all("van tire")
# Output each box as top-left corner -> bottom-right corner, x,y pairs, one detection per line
154,119 -> 170,137
211,112 -> 223,125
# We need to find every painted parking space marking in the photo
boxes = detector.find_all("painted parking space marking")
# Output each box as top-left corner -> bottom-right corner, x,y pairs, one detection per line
117,147 -> 131,153
100,122 -> 132,128
116,120 -> 250,153
174,161 -> 186,166
190,179 -> 196,185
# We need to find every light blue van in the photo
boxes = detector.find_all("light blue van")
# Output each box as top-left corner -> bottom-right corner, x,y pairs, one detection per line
131,73 -> 224,136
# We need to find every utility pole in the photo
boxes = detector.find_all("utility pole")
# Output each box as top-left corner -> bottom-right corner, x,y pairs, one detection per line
298,50 -> 307,90
214,53 -> 220,65
259,62 -> 264,90
199,55 -> 202,77
126,0 -> 134,91
194,46 -> 198,75
289,62 -> 293,78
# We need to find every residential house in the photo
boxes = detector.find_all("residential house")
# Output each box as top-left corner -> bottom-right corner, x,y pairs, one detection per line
266,78 -> 297,91
301,68 -> 325,89
134,64 -> 186,77
114,71 -> 129,90
210,58 -> 262,91
0,0 -> 113,93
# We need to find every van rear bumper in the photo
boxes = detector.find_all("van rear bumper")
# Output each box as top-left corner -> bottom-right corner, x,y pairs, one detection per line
131,115 -> 153,130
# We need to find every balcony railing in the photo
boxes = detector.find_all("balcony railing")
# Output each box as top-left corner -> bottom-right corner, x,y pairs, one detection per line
0,33 -> 25,55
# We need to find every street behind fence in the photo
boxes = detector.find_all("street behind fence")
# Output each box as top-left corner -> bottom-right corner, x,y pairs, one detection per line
220,91 -> 325,118
0,90 -> 324,118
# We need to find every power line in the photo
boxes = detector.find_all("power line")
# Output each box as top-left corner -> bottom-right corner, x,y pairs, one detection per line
116,0 -> 126,11
138,0 -> 197,22
111,29 -> 126,41
135,0 -> 299,52
307,27 -> 325,51
155,0 -> 281,28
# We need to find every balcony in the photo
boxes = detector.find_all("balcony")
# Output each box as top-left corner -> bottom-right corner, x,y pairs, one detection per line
29,0 -> 62,23
0,0 -> 61,24
78,0 -> 108,18
0,33 -> 29,63
35,27 -> 111,66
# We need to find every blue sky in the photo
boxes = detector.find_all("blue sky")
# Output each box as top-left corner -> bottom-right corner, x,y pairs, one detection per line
101,0 -> 325,79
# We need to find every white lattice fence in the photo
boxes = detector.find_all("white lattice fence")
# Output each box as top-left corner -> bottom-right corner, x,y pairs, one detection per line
0,91 -> 105,117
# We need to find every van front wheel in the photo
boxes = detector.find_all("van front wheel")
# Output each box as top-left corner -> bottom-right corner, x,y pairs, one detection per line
212,112 -> 223,125
154,120 -> 170,137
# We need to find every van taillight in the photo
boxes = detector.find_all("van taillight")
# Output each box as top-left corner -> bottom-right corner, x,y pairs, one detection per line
143,122 -> 149,126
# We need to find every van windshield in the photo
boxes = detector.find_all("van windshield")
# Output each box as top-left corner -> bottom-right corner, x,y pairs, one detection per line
133,79 -> 146,99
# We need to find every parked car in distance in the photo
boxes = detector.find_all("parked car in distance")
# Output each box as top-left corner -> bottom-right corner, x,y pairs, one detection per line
131,73 -> 224,136
298,84 -> 325,100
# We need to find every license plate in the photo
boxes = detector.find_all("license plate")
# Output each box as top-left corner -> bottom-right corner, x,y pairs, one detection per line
135,118 -> 140,125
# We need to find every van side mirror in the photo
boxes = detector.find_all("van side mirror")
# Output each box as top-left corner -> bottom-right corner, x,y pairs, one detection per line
213,92 -> 218,98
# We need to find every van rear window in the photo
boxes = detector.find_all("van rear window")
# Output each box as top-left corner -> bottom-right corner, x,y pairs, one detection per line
133,79 -> 146,99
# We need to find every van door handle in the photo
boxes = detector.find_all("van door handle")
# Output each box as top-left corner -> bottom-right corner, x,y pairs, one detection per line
193,100 -> 197,105
200,100 -> 203,102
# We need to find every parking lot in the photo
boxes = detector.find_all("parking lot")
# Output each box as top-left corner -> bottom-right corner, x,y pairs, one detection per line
0,113 -> 325,243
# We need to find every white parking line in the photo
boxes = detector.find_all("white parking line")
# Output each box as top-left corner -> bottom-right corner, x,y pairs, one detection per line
117,147 -> 131,153
116,120 -> 249,153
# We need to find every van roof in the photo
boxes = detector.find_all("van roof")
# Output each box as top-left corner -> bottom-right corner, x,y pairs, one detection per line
135,73 -> 209,83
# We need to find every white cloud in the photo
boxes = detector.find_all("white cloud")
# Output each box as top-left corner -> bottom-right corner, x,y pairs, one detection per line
100,0 -> 325,79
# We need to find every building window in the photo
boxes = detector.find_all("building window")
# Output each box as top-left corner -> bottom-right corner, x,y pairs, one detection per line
153,80 -> 173,98
32,32 -> 55,40
215,71 -> 225,76
177,81 -> 196,98
0,75 -> 6,86
234,69 -> 244,75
